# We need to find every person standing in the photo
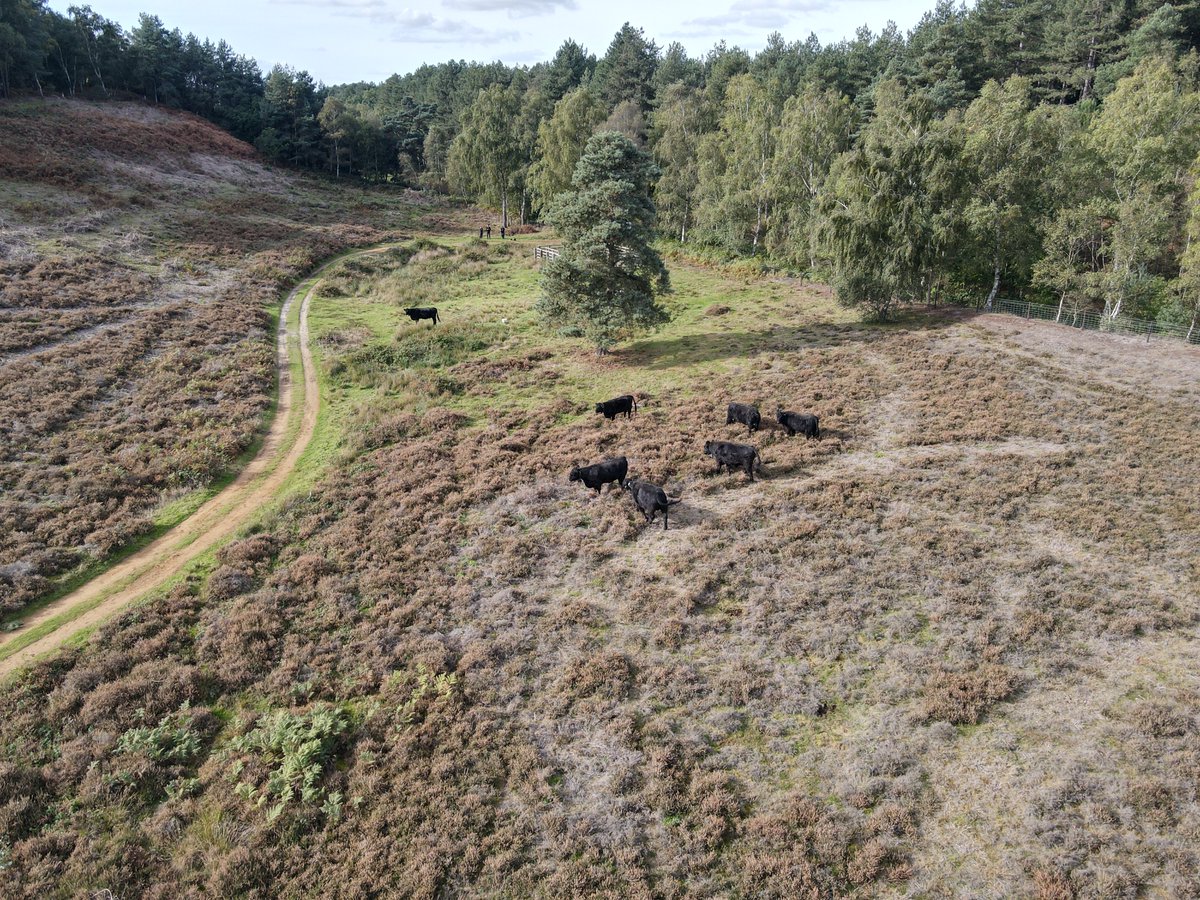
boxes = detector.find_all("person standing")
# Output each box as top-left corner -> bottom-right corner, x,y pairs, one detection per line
500,226 -> 506,240
479,227 -> 484,239
486,225 -> 492,239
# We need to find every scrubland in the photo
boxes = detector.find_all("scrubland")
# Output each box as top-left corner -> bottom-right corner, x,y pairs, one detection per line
2,235 -> 1197,897
0,100 -> 419,616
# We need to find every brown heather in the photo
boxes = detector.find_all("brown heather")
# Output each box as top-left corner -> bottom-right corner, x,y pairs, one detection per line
0,101 -> 413,614
0,105 -> 1198,898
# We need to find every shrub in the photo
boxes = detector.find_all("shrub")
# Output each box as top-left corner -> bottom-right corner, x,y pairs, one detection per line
206,565 -> 254,601
923,664 -> 1019,725
228,704 -> 351,822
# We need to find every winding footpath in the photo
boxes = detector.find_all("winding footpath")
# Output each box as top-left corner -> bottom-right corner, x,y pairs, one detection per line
0,248 -> 384,679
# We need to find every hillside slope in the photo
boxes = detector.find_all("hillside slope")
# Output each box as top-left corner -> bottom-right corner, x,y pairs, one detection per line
1,231 -> 1198,897
0,99 -> 415,615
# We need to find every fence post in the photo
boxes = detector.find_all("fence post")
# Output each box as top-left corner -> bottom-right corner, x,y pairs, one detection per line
1026,301 -> 1031,319
1147,320 -> 1153,343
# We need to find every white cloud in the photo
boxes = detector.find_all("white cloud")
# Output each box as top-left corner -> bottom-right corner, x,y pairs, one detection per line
270,0 -> 520,44
443,0 -> 578,19
669,0 -> 850,38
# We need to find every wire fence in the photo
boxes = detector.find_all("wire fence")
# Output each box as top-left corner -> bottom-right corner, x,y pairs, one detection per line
977,296 -> 1199,345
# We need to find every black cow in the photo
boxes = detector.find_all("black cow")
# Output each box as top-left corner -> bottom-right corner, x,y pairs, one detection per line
704,440 -> 762,482
404,307 -> 440,325
569,456 -> 628,494
776,408 -> 820,439
623,479 -> 681,530
726,402 -> 761,435
594,394 -> 637,420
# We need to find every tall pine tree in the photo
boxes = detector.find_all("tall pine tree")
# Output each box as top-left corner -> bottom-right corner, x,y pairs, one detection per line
537,132 -> 670,353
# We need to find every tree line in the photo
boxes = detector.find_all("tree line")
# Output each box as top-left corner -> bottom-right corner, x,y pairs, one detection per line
3,0 -> 1199,328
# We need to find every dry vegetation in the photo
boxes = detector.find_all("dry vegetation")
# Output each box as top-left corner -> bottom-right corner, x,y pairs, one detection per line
0,99 -> 424,614
2,236 -> 1197,897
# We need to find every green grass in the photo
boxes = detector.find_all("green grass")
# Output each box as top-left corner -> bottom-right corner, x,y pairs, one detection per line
299,237 -> 854,440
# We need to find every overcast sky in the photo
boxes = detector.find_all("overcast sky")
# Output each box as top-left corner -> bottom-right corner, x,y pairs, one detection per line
50,0 -> 938,85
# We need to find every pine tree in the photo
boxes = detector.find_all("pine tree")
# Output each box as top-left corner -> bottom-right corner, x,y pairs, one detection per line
1043,0 -> 1131,101
537,132 -> 670,354
593,23 -> 658,111
540,39 -> 595,103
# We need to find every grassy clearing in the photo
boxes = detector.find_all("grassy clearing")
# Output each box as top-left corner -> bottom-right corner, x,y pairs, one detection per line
306,236 -> 857,435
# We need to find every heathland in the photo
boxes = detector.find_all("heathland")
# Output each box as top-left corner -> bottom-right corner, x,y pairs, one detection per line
0,99 -> 421,618
2,100 -> 1199,898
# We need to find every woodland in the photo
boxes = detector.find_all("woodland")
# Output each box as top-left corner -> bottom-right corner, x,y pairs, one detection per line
3,0 -> 1200,326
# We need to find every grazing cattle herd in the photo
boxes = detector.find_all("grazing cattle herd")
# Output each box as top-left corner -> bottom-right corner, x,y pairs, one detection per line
574,396 -> 820,529
400,306 -> 820,532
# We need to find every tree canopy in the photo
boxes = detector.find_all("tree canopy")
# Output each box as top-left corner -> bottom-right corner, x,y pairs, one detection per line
5,0 -> 1200,328
537,132 -> 670,353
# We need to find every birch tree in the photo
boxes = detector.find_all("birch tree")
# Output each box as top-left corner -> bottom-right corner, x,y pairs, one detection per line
1087,56 -> 1200,317
528,87 -> 606,216
695,73 -> 780,253
447,84 -> 524,228
650,82 -> 706,243
961,76 -> 1054,308
768,81 -> 855,268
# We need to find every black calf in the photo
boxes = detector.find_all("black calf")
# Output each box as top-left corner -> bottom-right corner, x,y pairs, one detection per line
775,408 -> 820,439
404,307 -> 440,324
594,394 -> 637,420
623,479 -> 681,530
726,402 -> 761,435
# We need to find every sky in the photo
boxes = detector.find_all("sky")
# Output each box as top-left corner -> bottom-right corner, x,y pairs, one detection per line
49,0 -> 939,85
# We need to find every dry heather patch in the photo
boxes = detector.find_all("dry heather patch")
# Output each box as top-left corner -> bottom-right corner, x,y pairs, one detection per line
0,101 -> 419,614
6,306 -> 1196,896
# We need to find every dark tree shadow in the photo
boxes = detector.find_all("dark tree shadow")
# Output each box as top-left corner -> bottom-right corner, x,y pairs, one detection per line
619,318 -> 961,370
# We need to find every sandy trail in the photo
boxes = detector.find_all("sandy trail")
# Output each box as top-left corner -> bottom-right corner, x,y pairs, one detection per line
0,249 -> 383,678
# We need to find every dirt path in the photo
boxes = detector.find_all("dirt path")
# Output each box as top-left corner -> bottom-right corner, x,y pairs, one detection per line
0,250 -> 380,678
